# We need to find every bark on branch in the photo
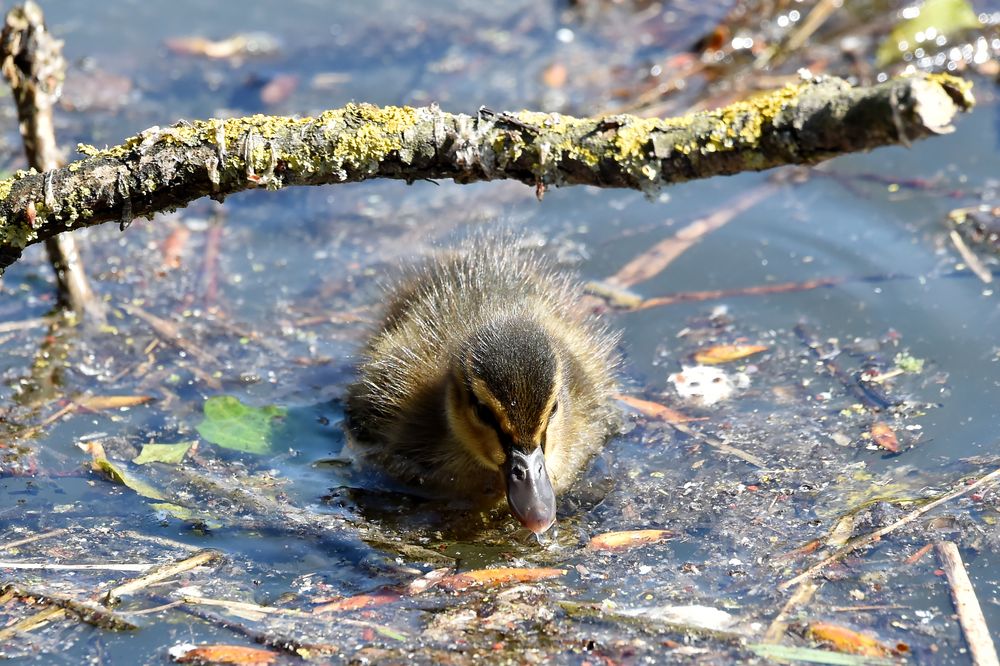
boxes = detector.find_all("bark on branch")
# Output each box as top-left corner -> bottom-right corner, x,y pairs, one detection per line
0,72 -> 974,274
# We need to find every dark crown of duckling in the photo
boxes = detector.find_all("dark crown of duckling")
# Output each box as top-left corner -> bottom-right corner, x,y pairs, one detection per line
346,238 -> 618,534
462,317 -> 557,443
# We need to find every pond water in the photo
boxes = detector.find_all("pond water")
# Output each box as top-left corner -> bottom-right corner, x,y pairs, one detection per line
1,1 -> 998,663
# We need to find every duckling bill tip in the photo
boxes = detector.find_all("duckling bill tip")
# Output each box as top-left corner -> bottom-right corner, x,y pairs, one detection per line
505,446 -> 557,534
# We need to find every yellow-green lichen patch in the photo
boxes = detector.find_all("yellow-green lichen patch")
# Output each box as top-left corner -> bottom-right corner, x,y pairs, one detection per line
0,175 -> 14,202
57,181 -> 98,226
501,112 -> 602,172
0,176 -> 14,245
512,110 -> 566,128
0,199 -> 34,248
700,83 -> 802,155
561,142 -> 600,167
278,147 -> 315,175
77,143 -> 101,157
326,104 -> 420,172
219,114 -> 313,150
611,116 -> 668,163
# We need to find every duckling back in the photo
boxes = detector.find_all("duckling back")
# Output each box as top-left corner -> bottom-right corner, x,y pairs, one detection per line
346,239 -> 618,506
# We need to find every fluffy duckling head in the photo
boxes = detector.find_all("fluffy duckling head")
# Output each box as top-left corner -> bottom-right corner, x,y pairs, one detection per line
445,313 -> 567,534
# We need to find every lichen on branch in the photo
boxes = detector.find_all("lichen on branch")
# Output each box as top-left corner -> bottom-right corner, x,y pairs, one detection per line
0,72 -> 975,273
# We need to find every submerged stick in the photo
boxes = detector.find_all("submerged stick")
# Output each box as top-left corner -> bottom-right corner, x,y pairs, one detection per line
762,580 -> 817,643
0,527 -> 67,551
0,316 -> 53,334
170,601 -> 340,657
0,73 -> 974,274
935,541 -> 1000,666
616,393 -> 765,467
180,594 -> 405,639
779,467 -> 1000,590
0,561 -> 155,571
632,267 -> 997,311
604,183 -> 777,289
949,230 -> 993,284
104,549 -> 221,605
0,604 -> 66,641
0,583 -> 138,632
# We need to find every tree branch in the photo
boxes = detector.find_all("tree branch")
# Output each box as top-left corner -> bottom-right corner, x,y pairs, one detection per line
0,72 -> 974,274
1,1 -> 104,320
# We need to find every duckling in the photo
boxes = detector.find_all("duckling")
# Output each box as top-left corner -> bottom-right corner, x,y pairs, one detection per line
346,238 -> 618,534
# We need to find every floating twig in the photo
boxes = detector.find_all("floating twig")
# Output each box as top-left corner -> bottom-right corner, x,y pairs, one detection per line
670,421 -> 766,468
935,541 -> 1000,666
170,599 -> 340,657
180,594 -> 406,643
0,604 -> 66,641
779,467 -> 1000,590
0,561 -> 155,571
117,529 -> 203,553
904,542 -> 934,565
124,599 -> 184,616
633,269 -> 995,311
0,583 -> 137,632
104,549 -> 221,605
763,580 -> 818,643
120,303 -> 218,366
755,0 -> 840,68
0,316 -> 53,333
615,394 -> 702,423
616,393 -> 764,466
0,527 -> 68,551
14,401 -> 76,442
794,322 -> 896,411
637,276 -> 848,310
949,230 -> 993,284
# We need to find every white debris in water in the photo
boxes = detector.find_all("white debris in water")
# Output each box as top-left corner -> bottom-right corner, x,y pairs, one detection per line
168,644 -> 197,660
555,28 -> 574,43
668,365 -> 749,406
616,604 -> 737,632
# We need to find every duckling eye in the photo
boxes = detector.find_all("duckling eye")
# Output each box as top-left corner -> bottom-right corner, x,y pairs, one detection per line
475,401 -> 494,426
549,400 -> 559,421
470,395 -> 502,434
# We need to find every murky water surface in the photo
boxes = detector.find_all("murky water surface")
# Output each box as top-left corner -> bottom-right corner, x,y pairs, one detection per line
1,1 -> 998,663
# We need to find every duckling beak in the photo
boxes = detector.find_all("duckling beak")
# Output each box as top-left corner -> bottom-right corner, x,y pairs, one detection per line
504,447 -> 556,534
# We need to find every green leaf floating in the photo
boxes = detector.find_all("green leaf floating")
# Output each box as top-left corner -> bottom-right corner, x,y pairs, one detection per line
133,441 -> 193,465
148,502 -> 222,528
876,0 -> 981,66
196,395 -> 286,454
93,458 -> 169,501
748,644 -> 894,665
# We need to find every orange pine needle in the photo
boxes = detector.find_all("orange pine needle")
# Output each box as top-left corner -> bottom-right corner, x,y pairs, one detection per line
693,344 -> 768,365
589,529 -> 675,551
808,622 -> 895,657
439,567 -> 566,591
